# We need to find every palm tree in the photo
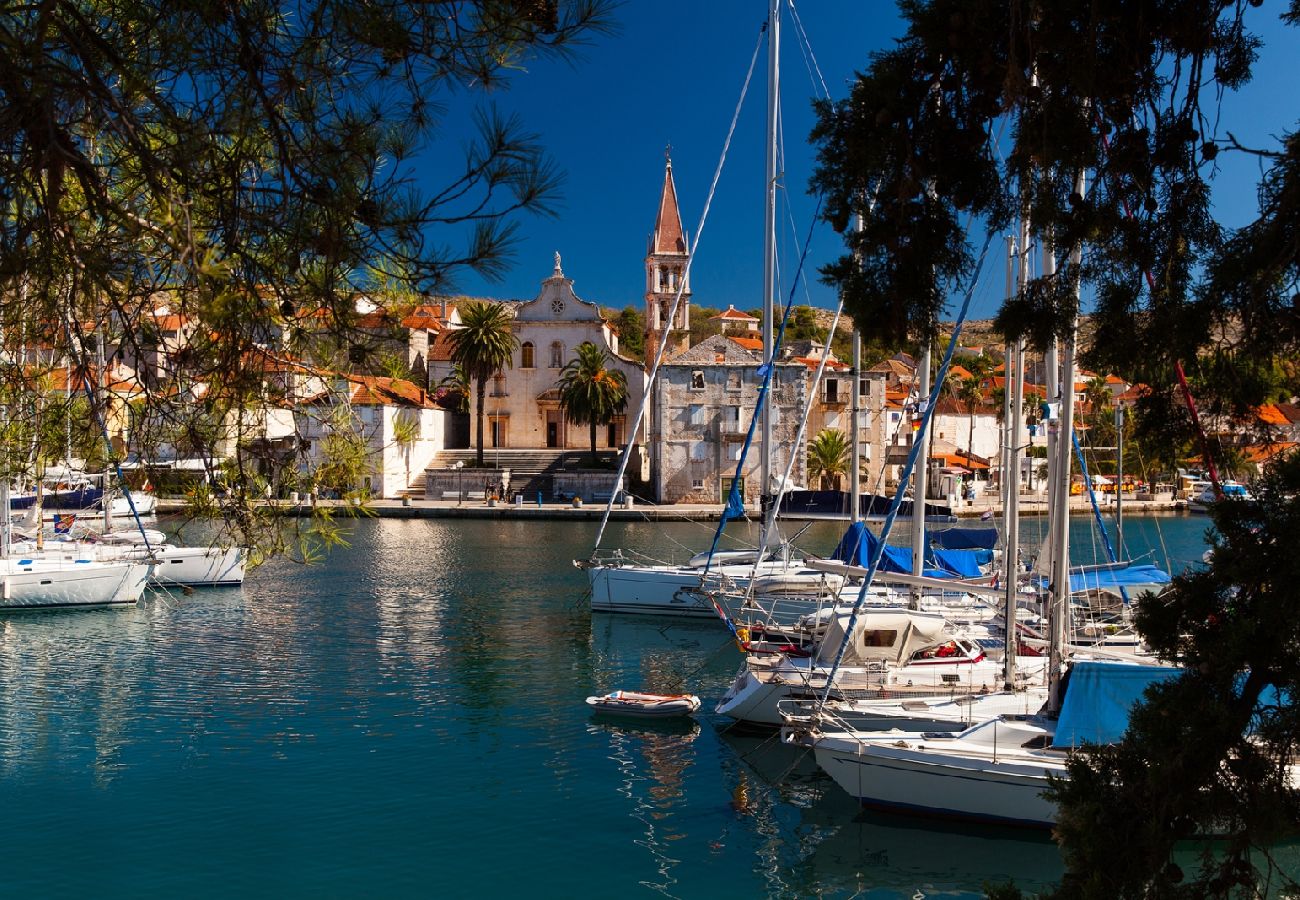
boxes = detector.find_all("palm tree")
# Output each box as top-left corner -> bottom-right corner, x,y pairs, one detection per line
556,341 -> 628,467
807,428 -> 850,491
447,301 -> 518,467
957,375 -> 984,465
435,363 -> 471,413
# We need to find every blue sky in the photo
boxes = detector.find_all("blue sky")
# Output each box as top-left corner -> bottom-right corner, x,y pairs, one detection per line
432,0 -> 1300,322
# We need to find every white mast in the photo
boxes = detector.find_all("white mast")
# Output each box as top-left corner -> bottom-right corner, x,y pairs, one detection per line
909,342 -> 931,608
760,0 -> 780,507
1003,221 -> 1028,690
1047,171 -> 1085,714
850,212 -> 864,525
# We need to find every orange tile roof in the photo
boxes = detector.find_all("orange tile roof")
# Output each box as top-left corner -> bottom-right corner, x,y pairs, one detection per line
151,313 -> 187,332
793,357 -> 849,371
345,374 -> 436,408
651,160 -> 688,256
711,305 -> 758,321
1244,441 -> 1297,464
429,330 -> 456,362
727,336 -> 763,352
1256,404 -> 1290,427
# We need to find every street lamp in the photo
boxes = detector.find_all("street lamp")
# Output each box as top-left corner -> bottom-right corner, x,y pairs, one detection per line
454,460 -> 464,505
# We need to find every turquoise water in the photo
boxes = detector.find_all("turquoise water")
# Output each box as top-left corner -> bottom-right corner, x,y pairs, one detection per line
0,514 -> 1211,898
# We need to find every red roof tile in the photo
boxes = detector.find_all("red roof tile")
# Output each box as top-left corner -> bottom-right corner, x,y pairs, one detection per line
651,159 -> 688,256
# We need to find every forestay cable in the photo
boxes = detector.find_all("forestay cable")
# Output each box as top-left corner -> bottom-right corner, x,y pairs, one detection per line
590,22 -> 767,553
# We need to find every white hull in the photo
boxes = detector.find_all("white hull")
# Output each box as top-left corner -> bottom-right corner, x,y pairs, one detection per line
716,655 -> 1050,727
0,558 -> 151,611
13,539 -> 245,587
136,546 -> 246,587
586,561 -> 838,618
807,719 -> 1062,828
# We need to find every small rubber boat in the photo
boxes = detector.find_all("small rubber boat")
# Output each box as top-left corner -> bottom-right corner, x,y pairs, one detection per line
585,690 -> 701,719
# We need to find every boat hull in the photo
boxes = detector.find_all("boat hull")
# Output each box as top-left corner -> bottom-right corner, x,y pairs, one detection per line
0,559 -> 150,611
716,656 -> 1050,728
586,565 -> 735,618
144,546 -> 246,587
585,692 -> 701,718
812,735 -> 1059,828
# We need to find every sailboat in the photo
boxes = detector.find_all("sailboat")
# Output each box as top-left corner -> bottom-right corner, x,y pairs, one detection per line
581,0 -> 837,618
798,660 -> 1180,827
0,483 -> 151,611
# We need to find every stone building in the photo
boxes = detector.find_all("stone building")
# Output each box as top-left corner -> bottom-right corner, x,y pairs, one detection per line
425,257 -> 646,453
651,333 -> 805,505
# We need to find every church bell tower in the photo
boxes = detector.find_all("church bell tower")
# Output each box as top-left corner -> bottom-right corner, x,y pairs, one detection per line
644,152 -> 691,367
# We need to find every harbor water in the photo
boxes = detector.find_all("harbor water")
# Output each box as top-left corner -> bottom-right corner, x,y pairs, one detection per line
0,513 -> 1214,897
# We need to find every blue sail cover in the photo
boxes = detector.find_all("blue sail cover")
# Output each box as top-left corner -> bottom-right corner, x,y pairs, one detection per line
931,526 -> 999,550
1068,564 -> 1171,594
831,522 -> 951,578
928,547 -> 984,578
1053,661 -> 1182,748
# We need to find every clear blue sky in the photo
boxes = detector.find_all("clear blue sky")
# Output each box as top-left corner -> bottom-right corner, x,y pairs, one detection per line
432,0 -> 1300,322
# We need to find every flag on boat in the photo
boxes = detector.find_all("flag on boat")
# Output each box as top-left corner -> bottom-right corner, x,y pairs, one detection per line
53,513 -> 75,533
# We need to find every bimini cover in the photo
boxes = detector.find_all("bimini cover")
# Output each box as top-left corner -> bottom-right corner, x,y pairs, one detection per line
1052,661 -> 1182,748
831,522 -> 950,578
931,526 -> 999,550
1068,564 -> 1171,594
813,609 -> 950,666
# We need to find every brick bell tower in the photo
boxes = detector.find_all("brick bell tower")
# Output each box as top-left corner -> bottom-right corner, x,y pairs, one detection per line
644,150 -> 691,367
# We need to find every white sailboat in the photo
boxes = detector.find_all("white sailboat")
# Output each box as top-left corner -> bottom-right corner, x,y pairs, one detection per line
0,484 -> 150,611
582,0 -> 826,617
797,660 -> 1177,828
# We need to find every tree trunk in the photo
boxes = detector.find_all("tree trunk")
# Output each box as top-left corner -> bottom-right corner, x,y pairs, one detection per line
475,377 -> 486,467
968,413 -> 976,466
589,420 -> 597,468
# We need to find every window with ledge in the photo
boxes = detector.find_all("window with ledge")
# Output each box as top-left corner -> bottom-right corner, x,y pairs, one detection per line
491,372 -> 507,397
726,371 -> 742,391
520,342 -> 534,368
690,370 -> 705,391
824,377 -> 840,403
549,341 -> 564,368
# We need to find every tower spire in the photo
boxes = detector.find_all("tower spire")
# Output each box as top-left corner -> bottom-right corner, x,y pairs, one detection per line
645,154 -> 691,366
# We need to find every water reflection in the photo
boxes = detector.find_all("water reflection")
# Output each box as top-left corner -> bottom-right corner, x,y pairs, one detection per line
716,729 -> 1066,898
590,717 -> 701,898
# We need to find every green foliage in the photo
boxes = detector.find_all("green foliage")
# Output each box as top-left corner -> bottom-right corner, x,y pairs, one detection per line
689,306 -> 724,347
807,428 -> 850,489
606,306 -> 645,361
1048,452 -> 1300,898
0,0 -> 613,555
787,306 -> 828,343
813,0 -> 1286,464
556,341 -> 628,466
448,300 -> 519,466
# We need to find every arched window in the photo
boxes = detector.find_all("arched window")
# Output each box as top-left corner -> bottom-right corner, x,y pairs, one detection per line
550,341 -> 565,368
520,342 -> 534,368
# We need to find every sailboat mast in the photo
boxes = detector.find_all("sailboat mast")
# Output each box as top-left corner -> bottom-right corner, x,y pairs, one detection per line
760,0 -> 779,508
850,330 -> 861,525
1048,171 -> 1085,714
910,341 -> 931,609
1115,403 -> 1124,560
850,212 -> 864,525
1003,224 -> 1027,690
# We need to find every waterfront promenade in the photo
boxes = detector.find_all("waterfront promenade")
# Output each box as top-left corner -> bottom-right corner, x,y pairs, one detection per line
157,490 -> 1190,522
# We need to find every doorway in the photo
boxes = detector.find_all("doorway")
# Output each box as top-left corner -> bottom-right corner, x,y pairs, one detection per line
546,410 -> 563,448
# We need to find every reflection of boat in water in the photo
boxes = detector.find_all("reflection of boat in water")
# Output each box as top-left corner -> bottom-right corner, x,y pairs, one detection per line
715,729 -> 1065,896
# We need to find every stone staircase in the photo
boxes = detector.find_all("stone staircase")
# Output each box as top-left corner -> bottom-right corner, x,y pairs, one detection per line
401,448 -> 621,499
